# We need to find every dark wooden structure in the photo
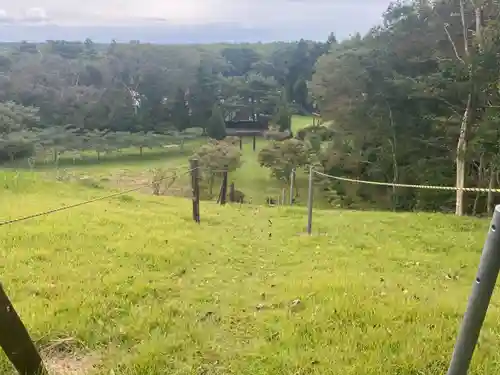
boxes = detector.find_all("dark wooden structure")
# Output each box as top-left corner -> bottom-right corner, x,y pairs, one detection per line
225,117 -> 271,137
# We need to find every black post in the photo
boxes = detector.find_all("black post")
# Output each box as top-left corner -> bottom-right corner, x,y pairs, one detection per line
239,137 -> 243,150
220,171 -> 228,205
0,284 -> 48,375
229,182 -> 235,203
190,159 -> 200,223
252,136 -> 256,151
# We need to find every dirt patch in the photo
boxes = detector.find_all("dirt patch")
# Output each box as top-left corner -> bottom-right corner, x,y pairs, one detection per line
44,353 -> 98,375
109,170 -> 151,191
40,338 -> 99,375
110,169 -> 192,197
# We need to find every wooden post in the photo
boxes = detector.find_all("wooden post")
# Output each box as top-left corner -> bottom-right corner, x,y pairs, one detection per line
229,182 -> 235,203
0,284 -> 48,375
252,136 -> 256,151
190,159 -> 200,223
281,189 -> 286,206
239,137 -> 243,150
220,171 -> 228,205
307,166 -> 314,234
289,169 -> 295,205
217,180 -> 223,204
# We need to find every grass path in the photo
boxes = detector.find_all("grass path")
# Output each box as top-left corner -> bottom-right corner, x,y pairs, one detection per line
0,173 -> 497,374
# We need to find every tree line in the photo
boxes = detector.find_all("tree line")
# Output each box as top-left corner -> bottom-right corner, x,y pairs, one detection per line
310,0 -> 500,216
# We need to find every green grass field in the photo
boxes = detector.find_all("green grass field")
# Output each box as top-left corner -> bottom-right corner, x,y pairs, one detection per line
291,115 -> 315,133
0,172 -> 498,374
1,115 -> 499,374
6,116 -> 318,206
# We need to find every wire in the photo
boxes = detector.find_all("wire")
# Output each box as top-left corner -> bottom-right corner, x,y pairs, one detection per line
313,169 -> 500,193
0,166 -> 198,227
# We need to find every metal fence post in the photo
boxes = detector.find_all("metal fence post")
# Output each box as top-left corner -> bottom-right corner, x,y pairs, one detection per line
446,205 -> 500,375
307,166 -> 313,235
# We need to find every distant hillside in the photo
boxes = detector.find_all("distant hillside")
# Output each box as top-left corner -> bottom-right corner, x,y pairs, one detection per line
0,20 -> 370,44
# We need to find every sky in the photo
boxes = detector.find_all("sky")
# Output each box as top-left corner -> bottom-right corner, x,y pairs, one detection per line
0,0 -> 390,25
0,0 -> 392,42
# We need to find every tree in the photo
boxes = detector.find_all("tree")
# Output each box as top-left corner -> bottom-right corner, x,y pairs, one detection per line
221,47 -> 261,77
207,105 -> 227,140
170,88 -> 190,131
309,0 -> 500,214
311,1 -> 454,211
189,61 -> 220,131
191,138 -> 242,196
258,139 -> 311,185
274,92 -> 292,132
0,101 -> 39,162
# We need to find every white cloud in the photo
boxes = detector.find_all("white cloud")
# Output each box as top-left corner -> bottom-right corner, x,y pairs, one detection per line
24,7 -> 48,21
0,8 -> 13,23
1,1 -> 218,24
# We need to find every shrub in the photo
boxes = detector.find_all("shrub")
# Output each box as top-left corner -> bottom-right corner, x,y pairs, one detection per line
258,138 -> 311,184
296,124 -> 335,141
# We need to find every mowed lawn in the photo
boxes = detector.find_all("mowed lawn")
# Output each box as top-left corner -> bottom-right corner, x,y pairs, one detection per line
0,172 -> 499,374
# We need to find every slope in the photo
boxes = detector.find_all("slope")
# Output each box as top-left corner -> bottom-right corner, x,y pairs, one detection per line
0,172 -> 497,375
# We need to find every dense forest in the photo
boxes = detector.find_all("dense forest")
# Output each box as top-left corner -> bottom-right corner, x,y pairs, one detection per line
312,0 -> 500,216
0,37 -> 333,131
2,0 -> 500,216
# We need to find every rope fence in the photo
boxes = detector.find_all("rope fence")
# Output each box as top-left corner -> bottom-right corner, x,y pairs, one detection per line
306,167 -> 500,236
313,169 -> 500,193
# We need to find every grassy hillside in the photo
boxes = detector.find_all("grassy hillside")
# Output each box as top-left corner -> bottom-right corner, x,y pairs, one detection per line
0,171 -> 498,375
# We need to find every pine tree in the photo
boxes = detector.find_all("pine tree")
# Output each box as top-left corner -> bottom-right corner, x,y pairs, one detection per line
171,88 -> 190,131
207,105 -> 227,140
274,100 -> 292,133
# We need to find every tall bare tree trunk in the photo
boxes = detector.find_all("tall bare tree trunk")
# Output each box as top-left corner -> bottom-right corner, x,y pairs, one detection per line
456,94 -> 472,216
386,102 -> 398,212
455,1 -> 482,216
